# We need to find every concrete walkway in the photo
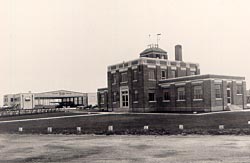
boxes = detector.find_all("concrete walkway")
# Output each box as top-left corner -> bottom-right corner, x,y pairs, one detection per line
0,113 -> 104,124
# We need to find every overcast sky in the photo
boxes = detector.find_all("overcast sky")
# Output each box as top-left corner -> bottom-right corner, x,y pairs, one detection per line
1,0 -> 250,105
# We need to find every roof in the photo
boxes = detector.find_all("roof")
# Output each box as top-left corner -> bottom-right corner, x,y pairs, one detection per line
35,90 -> 87,98
140,47 -> 167,56
159,74 -> 245,84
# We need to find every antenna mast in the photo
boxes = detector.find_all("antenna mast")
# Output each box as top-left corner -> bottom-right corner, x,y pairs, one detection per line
148,34 -> 151,48
156,33 -> 161,47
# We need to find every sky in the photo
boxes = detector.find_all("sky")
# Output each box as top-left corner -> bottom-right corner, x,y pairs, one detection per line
0,0 -> 250,105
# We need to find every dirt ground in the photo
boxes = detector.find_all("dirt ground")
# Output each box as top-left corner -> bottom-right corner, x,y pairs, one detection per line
0,134 -> 250,163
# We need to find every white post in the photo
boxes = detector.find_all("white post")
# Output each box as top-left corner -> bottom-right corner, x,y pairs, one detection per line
248,121 -> 250,125
18,127 -> 23,132
47,127 -> 52,133
144,126 -> 149,130
108,125 -> 113,132
77,127 -> 81,133
219,125 -> 224,130
179,125 -> 184,130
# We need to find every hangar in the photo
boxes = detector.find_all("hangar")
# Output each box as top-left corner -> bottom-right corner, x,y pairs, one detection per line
3,90 -> 89,109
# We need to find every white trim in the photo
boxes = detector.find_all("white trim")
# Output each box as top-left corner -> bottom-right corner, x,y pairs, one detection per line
161,84 -> 170,88
107,58 -> 200,72
133,101 -> 138,103
191,81 -> 203,84
149,79 -> 156,81
120,86 -> 129,90
236,94 -> 243,96
132,66 -> 138,69
160,66 -> 167,69
111,71 -> 116,74
147,65 -> 156,68
193,99 -> 203,101
133,80 -> 138,82
216,98 -> 222,100
119,68 -> 128,72
214,80 -> 222,83
120,81 -> 128,84
163,100 -> 170,102
175,83 -> 186,86
190,67 -> 196,71
181,67 -> 186,70
176,100 -> 186,102
171,66 -> 177,70
149,101 -> 157,103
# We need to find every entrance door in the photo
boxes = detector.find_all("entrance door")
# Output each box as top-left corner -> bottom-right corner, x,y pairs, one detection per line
227,88 -> 231,104
120,89 -> 129,108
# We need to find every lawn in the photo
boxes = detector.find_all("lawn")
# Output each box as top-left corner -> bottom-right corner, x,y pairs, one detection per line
1,111 -> 250,134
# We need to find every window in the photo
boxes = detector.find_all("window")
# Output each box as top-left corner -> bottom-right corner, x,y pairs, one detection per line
133,70 -> 137,81
215,84 -> 222,98
112,92 -> 117,102
171,70 -> 176,78
190,71 -> 196,75
148,92 -> 156,102
148,70 -> 155,80
78,97 -> 83,105
100,94 -> 105,104
163,90 -> 170,101
11,98 -> 14,102
193,86 -> 203,99
236,84 -> 243,95
112,74 -> 116,84
121,90 -> 129,107
161,70 -> 167,80
133,90 -> 138,102
177,87 -> 185,101
121,73 -> 128,83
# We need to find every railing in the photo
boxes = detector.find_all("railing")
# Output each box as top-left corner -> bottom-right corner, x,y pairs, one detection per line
0,108 -> 66,117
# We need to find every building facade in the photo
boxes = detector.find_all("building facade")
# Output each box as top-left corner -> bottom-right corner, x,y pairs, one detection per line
3,92 -> 35,109
97,44 -> 247,112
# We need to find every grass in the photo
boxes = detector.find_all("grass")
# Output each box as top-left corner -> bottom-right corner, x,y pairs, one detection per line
1,111 -> 250,135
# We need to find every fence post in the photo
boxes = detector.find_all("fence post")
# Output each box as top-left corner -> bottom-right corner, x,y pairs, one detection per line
77,127 -> 81,133
219,125 -> 224,130
47,127 -> 52,133
108,125 -> 113,132
18,127 -> 23,132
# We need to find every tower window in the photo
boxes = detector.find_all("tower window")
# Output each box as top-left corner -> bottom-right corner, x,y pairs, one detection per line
148,70 -> 155,80
161,70 -> 167,80
121,73 -> 128,82
133,70 -> 138,81
171,70 -> 176,78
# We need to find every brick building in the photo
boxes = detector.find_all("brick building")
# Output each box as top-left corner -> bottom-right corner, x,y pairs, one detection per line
97,44 -> 247,112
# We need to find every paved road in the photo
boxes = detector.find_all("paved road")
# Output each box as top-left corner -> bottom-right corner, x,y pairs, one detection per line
0,134 -> 250,163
